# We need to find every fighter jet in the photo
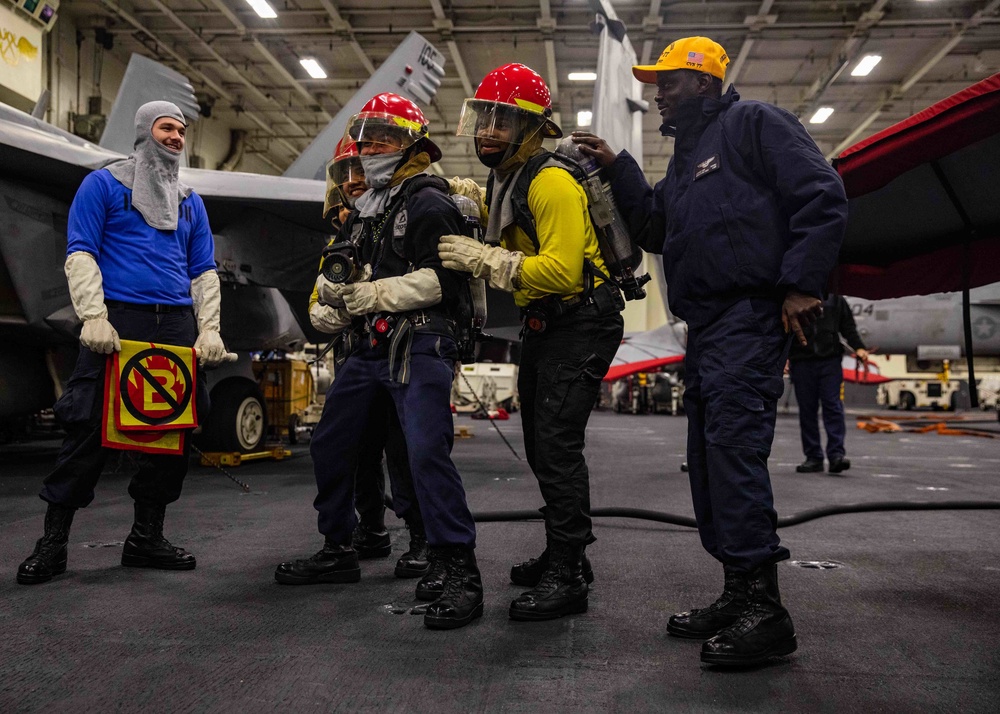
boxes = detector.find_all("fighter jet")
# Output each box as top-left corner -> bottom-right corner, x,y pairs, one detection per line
0,32 -> 447,451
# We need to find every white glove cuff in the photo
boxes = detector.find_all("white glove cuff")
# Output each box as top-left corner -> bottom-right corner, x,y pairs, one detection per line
191,270 -> 222,333
64,251 -> 108,321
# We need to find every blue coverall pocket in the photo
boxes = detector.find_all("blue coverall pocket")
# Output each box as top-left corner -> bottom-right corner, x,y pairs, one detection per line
53,362 -> 105,427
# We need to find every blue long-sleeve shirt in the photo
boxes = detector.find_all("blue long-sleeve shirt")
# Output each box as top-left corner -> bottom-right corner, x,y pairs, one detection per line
66,169 -> 216,305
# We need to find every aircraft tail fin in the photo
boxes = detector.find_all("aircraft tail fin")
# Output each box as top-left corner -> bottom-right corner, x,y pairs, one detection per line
100,54 -> 200,155
283,31 -> 446,181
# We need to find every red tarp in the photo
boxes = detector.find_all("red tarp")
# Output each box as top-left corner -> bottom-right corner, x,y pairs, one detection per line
833,73 -> 1000,300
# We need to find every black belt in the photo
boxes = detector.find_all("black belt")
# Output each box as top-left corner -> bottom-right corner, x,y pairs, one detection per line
106,299 -> 191,313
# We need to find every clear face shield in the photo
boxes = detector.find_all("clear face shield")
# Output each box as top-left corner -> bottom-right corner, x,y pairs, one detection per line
328,156 -> 367,206
455,100 -> 544,168
345,112 -> 425,155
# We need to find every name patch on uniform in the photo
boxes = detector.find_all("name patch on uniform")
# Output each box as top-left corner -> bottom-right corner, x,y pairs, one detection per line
393,209 -> 408,237
694,154 -> 720,180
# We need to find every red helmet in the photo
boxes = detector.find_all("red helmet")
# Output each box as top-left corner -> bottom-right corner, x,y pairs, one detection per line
327,137 -> 364,187
345,92 -> 441,162
457,64 -> 562,140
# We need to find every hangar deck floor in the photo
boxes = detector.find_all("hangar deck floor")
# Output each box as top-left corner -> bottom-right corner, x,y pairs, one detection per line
1,410 -> 998,713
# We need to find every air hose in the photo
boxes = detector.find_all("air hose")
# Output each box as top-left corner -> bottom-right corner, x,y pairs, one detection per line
465,501 -> 1000,529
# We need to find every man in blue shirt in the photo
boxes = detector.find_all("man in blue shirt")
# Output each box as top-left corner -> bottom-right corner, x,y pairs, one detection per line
17,101 -> 229,586
574,37 -> 847,666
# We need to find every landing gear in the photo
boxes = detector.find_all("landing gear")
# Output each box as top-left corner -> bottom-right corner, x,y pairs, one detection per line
198,378 -> 267,453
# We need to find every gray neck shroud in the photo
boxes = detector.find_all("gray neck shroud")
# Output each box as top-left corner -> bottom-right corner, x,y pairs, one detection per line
106,101 -> 192,231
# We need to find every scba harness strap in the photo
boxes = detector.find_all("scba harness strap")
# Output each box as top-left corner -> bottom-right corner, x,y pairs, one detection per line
331,175 -> 484,377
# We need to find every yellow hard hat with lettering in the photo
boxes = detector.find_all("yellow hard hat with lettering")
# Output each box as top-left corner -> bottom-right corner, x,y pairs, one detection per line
632,37 -> 729,84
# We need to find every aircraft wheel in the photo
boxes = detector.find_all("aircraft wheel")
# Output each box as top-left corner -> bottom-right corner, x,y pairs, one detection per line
287,413 -> 299,445
200,379 -> 267,453
900,391 -> 916,411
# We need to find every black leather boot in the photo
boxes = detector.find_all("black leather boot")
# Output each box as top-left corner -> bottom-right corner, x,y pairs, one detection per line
17,503 -> 76,585
415,548 -> 447,601
423,546 -> 484,630
352,522 -> 391,560
509,542 -> 588,621
274,539 -> 361,585
668,566 -> 750,639
510,543 -> 594,587
701,563 -> 798,666
121,502 -> 196,570
394,524 -> 430,578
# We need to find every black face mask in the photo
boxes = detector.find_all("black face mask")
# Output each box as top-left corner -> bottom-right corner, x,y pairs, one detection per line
475,142 -> 506,168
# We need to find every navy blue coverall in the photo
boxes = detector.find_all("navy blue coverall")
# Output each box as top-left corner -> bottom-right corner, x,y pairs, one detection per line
789,295 -> 866,463
605,86 -> 848,571
309,178 -> 476,550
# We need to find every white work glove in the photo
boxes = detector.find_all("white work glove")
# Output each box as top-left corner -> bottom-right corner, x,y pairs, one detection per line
309,302 -> 352,333
438,234 -> 524,292
190,270 -> 235,367
316,274 -> 350,307
341,269 -> 442,316
65,251 -> 121,354
447,176 -> 488,224
342,282 -> 379,316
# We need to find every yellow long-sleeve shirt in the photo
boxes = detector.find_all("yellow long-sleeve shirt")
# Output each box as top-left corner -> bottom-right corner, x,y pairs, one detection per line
502,166 -> 608,308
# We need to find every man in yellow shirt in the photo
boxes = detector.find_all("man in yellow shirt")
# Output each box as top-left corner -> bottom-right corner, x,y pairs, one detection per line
440,63 -> 625,621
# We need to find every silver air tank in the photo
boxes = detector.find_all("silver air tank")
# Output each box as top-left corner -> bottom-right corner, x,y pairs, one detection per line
554,137 -> 649,300
451,194 -> 488,362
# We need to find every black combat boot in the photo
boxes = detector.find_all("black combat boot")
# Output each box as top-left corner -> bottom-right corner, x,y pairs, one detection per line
352,521 -> 392,560
17,503 -> 76,585
121,502 -> 196,570
414,548 -> 447,601
274,539 -> 361,585
394,522 -> 430,578
423,546 -> 484,630
701,563 -> 797,666
667,566 -> 750,639
509,542 -> 588,621
510,541 -> 594,587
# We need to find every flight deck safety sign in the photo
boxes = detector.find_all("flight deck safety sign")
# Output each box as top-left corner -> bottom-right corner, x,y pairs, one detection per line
101,340 -> 198,455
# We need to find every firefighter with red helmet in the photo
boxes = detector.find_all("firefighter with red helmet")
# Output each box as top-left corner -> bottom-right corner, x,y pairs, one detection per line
306,137 -> 431,580
440,64 -> 625,621
277,93 -> 482,631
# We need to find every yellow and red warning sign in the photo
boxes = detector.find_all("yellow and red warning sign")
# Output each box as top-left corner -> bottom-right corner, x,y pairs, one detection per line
114,340 -> 198,431
101,340 -> 198,456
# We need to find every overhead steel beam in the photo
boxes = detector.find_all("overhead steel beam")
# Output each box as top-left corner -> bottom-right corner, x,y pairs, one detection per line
726,0 -> 776,89
317,0 -> 376,75
795,0 -> 890,116
828,0 -> 1000,159
429,0 -> 474,97
205,0 -> 334,120
539,0 -> 560,108
97,0 -> 299,161
145,0 -> 314,143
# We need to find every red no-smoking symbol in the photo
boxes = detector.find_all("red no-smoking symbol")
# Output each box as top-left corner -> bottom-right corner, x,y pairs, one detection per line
119,348 -> 193,426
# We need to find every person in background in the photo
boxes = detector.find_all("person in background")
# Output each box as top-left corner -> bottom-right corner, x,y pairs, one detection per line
789,294 -> 869,474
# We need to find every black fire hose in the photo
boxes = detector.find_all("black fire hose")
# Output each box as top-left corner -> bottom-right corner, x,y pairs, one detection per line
457,501 -> 1000,529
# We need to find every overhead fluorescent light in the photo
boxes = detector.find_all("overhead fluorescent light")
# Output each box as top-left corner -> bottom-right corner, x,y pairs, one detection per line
300,58 -> 327,79
809,107 -> 834,124
851,55 -> 882,77
245,0 -> 277,19
568,72 -> 597,81
577,110 -> 593,127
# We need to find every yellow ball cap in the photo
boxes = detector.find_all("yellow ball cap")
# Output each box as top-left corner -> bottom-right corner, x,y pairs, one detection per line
632,37 -> 729,84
